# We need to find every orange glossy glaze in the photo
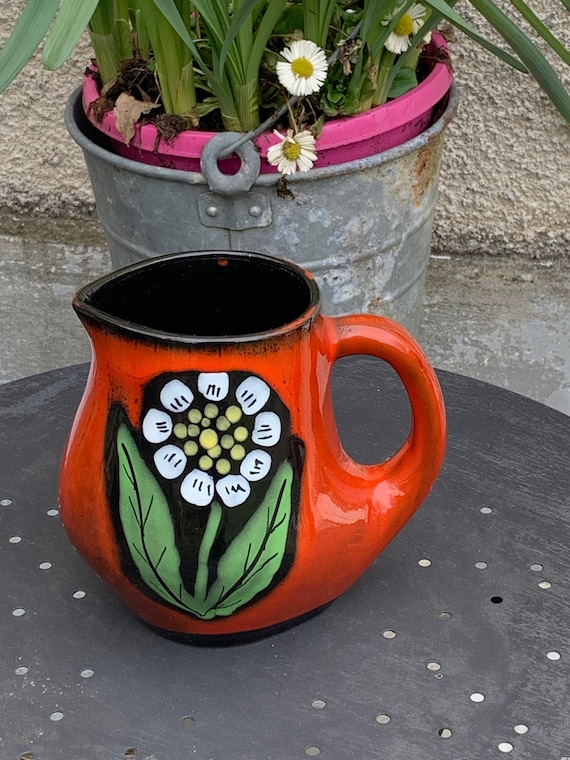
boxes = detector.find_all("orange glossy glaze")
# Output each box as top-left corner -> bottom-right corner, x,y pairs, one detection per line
59,310 -> 446,638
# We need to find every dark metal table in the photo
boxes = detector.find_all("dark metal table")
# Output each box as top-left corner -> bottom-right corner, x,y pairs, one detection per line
1,360 -> 569,760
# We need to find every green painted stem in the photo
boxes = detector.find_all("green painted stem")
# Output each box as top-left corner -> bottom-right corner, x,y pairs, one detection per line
194,501 -> 223,602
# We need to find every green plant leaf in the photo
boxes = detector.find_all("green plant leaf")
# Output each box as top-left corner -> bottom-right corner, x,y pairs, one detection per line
241,0 -> 287,83
42,0 -> 100,70
149,0 -> 239,123
218,0 -> 260,76
509,0 -> 570,66
422,0 -> 528,71
467,0 -> 570,122
204,461 -> 294,617
388,67 -> 418,100
117,423 -> 206,615
0,0 -> 59,93
88,31 -> 119,85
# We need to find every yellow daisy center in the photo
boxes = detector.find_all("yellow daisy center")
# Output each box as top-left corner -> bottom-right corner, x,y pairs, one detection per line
291,57 -> 314,79
394,13 -> 414,37
282,141 -> 302,161
199,428 -> 218,450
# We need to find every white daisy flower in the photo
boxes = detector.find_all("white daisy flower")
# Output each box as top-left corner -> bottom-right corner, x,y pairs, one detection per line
267,129 -> 318,175
383,3 -> 428,55
142,372 -> 285,508
276,39 -> 328,97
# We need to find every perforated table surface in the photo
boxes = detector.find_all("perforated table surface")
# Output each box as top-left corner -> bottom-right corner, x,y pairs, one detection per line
1,359 -> 569,760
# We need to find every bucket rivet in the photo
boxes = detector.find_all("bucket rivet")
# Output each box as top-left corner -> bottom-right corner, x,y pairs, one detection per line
206,206 -> 219,217
249,205 -> 262,217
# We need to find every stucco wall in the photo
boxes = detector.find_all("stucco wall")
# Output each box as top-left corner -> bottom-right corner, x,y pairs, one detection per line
434,3 -> 570,258
0,1 -> 568,256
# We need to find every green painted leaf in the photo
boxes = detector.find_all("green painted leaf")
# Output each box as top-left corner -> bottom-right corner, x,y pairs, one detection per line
204,461 -> 293,617
116,425 -> 295,620
117,424 -> 207,616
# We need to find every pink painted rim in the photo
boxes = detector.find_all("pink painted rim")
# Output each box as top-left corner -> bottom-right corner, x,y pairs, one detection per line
83,33 -> 452,172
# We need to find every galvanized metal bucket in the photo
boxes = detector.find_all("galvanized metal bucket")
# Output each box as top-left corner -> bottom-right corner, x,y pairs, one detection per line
65,85 -> 457,333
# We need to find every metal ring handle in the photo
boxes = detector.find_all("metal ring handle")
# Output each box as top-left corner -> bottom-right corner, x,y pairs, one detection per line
200,132 -> 261,195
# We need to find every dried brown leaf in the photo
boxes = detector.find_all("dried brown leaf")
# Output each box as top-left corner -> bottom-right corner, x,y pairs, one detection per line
113,92 -> 160,144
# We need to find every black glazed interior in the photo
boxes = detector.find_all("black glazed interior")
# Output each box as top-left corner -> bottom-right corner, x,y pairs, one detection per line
82,253 -> 317,337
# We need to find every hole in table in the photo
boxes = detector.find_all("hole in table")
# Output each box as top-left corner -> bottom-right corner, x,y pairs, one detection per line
305,746 -> 321,757
498,742 -> 513,753
538,580 -> 552,590
124,750 -> 138,758
20,753 -> 34,760
80,669 -> 94,678
418,558 -> 431,567
376,714 -> 391,724
470,693 -> 485,703
47,509 -> 59,517
73,590 -> 87,599
530,563 -> 543,572
181,716 -> 196,727
1,498 -> 13,506
547,651 -> 561,661
12,608 -> 26,617
383,629 -> 396,639
15,666 -> 29,676
480,506 -> 493,514
312,699 -> 327,709
50,711 -> 64,722
490,596 -> 503,604
39,562 -> 52,570
438,728 -> 452,738
439,612 -> 452,621
9,536 -> 22,544
514,724 -> 529,735
427,661 -> 441,672
475,562 -> 488,570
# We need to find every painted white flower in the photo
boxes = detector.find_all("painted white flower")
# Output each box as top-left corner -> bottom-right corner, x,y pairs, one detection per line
198,372 -> 229,401
235,375 -> 270,415
141,372 -> 284,508
159,379 -> 194,412
252,412 -> 281,447
267,129 -> 318,175
142,408 -> 173,443
383,3 -> 428,55
276,39 -> 328,97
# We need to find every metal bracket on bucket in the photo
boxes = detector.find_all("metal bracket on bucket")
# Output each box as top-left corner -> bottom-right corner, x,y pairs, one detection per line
199,132 -> 272,231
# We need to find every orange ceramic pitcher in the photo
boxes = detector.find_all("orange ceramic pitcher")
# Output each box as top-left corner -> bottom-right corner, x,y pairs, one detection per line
59,251 -> 446,643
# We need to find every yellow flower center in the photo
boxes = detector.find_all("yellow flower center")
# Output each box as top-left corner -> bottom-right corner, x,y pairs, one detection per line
291,57 -> 314,79
226,405 -> 242,424
282,141 -> 302,161
199,428 -> 218,450
394,13 -> 414,37
216,458 -> 231,475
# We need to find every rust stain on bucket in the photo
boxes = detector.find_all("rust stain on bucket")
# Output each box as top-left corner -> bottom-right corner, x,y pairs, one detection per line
411,133 -> 445,206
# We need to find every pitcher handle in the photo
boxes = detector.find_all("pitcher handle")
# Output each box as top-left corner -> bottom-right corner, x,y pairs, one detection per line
327,314 -> 446,526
